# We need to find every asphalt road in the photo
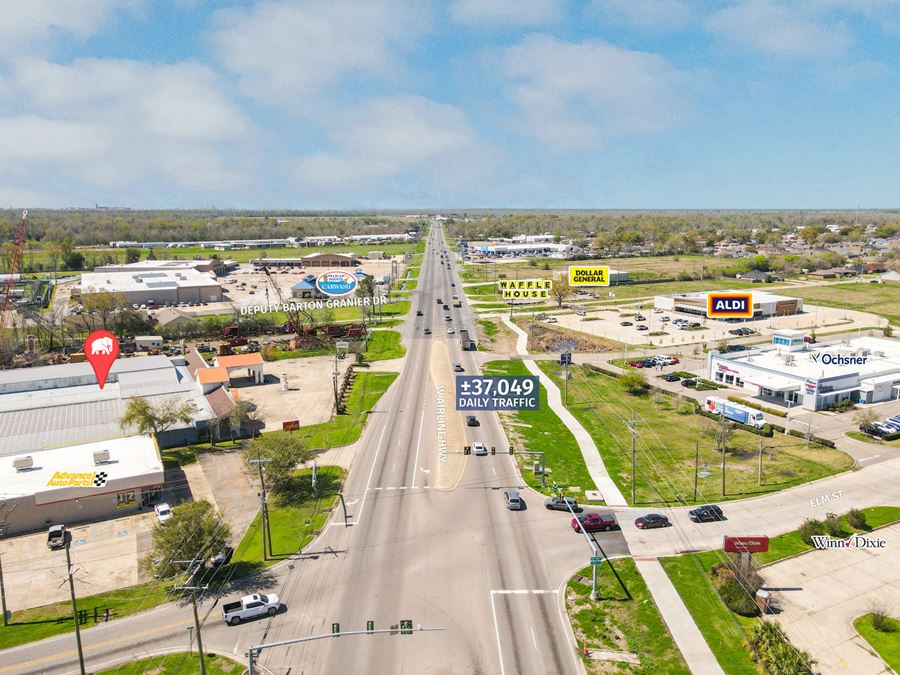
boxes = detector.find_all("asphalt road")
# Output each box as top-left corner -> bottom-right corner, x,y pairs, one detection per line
0,225 -> 629,674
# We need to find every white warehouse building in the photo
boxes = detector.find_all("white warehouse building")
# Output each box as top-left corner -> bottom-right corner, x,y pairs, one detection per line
78,269 -> 223,305
708,330 -> 900,411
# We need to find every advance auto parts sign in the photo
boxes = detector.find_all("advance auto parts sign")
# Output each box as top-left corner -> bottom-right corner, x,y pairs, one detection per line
316,270 -> 358,297
47,471 -> 108,488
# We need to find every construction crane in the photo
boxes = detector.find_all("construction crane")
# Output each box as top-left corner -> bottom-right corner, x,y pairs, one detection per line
261,265 -> 316,331
0,210 -> 28,360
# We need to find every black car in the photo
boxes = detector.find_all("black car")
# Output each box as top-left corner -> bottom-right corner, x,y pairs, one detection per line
424,328 -> 432,335
689,505 -> 725,523
681,379 -> 698,388
663,373 -> 680,382
639,359 -> 656,367
210,546 -> 234,567
443,304 -> 449,310
620,321 -> 633,327
436,298 -> 443,304
635,514 -> 671,529
466,415 -> 479,427
416,310 -> 423,316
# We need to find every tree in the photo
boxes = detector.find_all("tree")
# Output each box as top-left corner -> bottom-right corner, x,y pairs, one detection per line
125,248 -> 141,264
243,432 -> 315,492
142,499 -> 230,579
552,278 -> 572,308
77,291 -> 130,332
620,370 -> 649,395
853,408 -> 879,430
65,251 -> 85,270
229,400 -> 264,440
120,396 -> 198,437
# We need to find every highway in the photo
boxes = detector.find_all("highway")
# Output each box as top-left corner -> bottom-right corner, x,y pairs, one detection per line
0,224 -> 630,674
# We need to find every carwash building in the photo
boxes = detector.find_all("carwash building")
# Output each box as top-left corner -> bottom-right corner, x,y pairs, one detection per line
707,331 -> 900,410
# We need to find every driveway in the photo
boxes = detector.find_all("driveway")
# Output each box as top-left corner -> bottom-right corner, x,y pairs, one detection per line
761,523 -> 900,674
196,448 -> 260,543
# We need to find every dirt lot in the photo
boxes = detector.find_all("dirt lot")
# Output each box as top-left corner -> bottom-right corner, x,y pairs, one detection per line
232,353 -> 354,430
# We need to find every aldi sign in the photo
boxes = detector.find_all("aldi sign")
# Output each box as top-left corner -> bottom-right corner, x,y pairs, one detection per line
723,535 -> 769,553
707,293 -> 753,318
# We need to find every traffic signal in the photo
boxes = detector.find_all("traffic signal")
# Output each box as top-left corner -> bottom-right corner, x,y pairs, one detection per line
464,446 -> 471,455
508,448 -> 514,455
332,622 -> 340,635
367,620 -> 374,634
490,446 -> 496,455
400,619 -> 413,635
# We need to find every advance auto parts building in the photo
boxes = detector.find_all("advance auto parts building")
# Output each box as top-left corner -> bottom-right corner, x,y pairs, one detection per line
708,331 -> 900,411
0,436 -> 164,535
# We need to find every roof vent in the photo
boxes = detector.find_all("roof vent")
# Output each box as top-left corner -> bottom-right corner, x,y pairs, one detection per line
93,449 -> 111,465
12,455 -> 33,471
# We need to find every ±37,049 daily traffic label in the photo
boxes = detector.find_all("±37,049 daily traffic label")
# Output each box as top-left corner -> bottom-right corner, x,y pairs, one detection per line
455,376 -> 540,410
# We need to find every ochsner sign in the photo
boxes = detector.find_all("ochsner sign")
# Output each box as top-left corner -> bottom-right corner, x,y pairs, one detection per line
316,270 -> 358,297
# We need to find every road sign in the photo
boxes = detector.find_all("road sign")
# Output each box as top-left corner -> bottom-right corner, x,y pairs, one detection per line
590,556 -> 603,565
723,535 -> 770,553
560,352 -> 572,365
400,619 -> 413,635
336,341 -> 350,350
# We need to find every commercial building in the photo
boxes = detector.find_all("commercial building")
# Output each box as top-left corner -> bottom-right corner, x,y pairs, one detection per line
77,269 -> 223,305
93,259 -> 237,275
708,331 -> 900,410
472,242 -> 578,258
0,435 -> 164,535
654,290 -> 803,320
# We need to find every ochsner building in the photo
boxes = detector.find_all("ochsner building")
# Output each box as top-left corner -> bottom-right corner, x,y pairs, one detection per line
708,330 -> 900,411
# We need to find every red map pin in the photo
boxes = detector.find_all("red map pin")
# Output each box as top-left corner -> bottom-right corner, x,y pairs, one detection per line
84,330 -> 120,390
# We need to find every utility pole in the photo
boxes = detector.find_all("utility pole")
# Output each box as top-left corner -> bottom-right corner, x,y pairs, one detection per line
64,543 -> 86,675
249,451 -> 273,559
0,551 -> 8,627
332,343 -> 340,414
693,442 -> 699,502
627,414 -> 637,504
183,586 -> 208,675
758,436 -> 764,486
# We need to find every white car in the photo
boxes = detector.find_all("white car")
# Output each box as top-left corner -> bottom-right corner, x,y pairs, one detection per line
154,502 -> 173,523
575,310 -> 586,316
472,442 -> 488,456
448,328 -> 456,335
545,317 -> 558,323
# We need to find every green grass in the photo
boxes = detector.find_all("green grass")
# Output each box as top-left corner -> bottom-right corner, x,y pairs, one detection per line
754,505 -> 900,565
363,330 -> 406,361
263,347 -> 334,360
233,466 -> 345,567
789,281 -> 900,324
482,360 -> 598,498
846,430 -> 900,447
567,559 -> 690,675
0,579 -> 175,650
539,362 -> 854,506
96,653 -> 244,675
477,319 -> 498,337
855,614 -> 900,670
659,553 -> 759,674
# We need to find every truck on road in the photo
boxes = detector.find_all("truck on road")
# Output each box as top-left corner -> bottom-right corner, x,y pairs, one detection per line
452,295 -> 461,308
222,593 -> 280,625
704,397 -> 766,429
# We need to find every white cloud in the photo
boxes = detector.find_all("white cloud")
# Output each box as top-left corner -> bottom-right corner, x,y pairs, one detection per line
0,0 -> 143,57
0,57 -> 252,195
587,0 -> 691,31
706,1 -> 852,59
826,60 -> 888,88
502,36 -> 694,150
450,0 -> 562,27
209,0 -> 429,105
293,95 -> 491,195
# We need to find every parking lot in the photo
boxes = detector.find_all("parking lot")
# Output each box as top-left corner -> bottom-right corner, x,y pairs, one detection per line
549,303 -> 875,347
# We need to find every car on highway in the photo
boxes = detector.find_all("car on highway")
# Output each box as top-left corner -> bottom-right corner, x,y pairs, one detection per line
504,490 -> 524,510
436,298 -> 443,304
545,495 -> 579,511
47,524 -> 67,550
635,513 -> 671,529
620,321 -> 632,326
154,502 -> 173,524
689,504 -> 725,523
466,415 -> 479,427
453,363 -> 464,372
445,315 -> 452,321
663,373 -> 680,382
472,442 -> 488,456
443,304 -> 449,310
416,310 -> 423,316
423,328 -> 432,335
451,282 -> 456,287
222,593 -> 280,625
448,328 -> 455,335
571,513 -> 618,533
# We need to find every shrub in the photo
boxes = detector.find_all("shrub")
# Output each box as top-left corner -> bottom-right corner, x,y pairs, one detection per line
770,423 -> 786,434
869,601 -> 894,632
798,518 -> 826,545
748,622 -> 816,674
847,508 -> 867,530
824,512 -> 843,537
788,429 -> 804,438
726,396 -> 788,418
716,575 -> 760,617
620,370 -> 649,395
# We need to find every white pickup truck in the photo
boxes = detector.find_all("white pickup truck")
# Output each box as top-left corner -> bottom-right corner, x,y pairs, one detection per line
222,593 -> 280,625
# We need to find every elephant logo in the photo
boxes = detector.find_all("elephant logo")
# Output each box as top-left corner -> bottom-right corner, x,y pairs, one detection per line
90,337 -> 115,355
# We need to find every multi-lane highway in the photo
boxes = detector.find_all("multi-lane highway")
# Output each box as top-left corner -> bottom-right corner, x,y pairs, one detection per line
0,225 -> 629,675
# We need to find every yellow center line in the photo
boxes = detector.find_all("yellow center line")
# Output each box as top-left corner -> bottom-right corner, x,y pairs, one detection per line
0,619 -> 189,673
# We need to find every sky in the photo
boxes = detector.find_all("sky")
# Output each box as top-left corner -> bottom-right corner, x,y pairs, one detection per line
1,0 -> 899,210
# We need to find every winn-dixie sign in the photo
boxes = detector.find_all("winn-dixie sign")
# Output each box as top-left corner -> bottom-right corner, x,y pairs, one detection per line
568,266 -> 610,286
723,535 -> 769,553
707,293 -> 753,318
497,279 -> 552,300
315,270 -> 358,297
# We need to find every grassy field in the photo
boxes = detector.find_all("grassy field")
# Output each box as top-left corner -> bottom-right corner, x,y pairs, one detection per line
0,579 -> 175,650
659,552 -> 759,674
567,559 -> 690,675
753,505 -> 900,565
97,653 -> 244,675
483,360 -> 598,499
233,466 -> 344,566
539,362 -> 854,506
788,281 -> 900,324
363,330 -> 406,361
854,614 -> 900,671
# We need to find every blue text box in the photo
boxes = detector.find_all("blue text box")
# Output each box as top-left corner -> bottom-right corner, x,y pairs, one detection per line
455,376 -> 540,411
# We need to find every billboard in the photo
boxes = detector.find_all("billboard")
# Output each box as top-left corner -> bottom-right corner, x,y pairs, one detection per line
723,535 -> 769,553
497,279 -> 552,300
568,266 -> 610,287
707,293 -> 753,318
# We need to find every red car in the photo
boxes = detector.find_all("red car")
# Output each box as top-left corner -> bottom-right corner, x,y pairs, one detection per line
668,357 -> 680,364
627,361 -> 642,368
571,513 -> 618,533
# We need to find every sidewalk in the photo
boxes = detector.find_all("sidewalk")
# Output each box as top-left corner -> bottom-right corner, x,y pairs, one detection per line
635,558 -> 725,675
502,316 -> 627,506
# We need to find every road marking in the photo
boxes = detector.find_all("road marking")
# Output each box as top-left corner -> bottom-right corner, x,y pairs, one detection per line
858,455 -> 881,462
492,589 -> 559,595
489,590 -> 507,675
355,425 -> 387,527
530,625 -> 538,650
419,467 -> 431,473
492,466 -> 497,477
411,397 -> 425,487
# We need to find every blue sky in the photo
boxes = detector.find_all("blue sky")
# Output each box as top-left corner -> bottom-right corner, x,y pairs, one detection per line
1,0 -> 899,209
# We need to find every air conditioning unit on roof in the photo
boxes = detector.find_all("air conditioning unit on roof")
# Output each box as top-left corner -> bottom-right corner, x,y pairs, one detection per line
93,449 -> 110,465
13,455 -> 33,471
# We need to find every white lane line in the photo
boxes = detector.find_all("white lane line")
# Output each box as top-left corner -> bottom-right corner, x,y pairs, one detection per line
489,590 -> 507,675
411,398 -> 425,488
492,466 -> 497,477
355,425 -> 387,526
530,625 -> 538,651
858,455 -> 881,462
492,589 -> 559,595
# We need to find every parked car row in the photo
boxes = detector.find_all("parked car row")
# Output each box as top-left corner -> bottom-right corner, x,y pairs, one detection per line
728,327 -> 756,336
626,355 -> 680,369
860,416 -> 900,437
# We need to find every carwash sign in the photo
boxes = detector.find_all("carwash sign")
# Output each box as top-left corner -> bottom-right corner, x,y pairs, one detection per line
315,270 -> 358,297
707,293 -> 753,318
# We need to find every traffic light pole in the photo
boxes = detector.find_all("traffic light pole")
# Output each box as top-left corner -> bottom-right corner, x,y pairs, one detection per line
555,484 -> 600,601
509,450 -> 546,488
